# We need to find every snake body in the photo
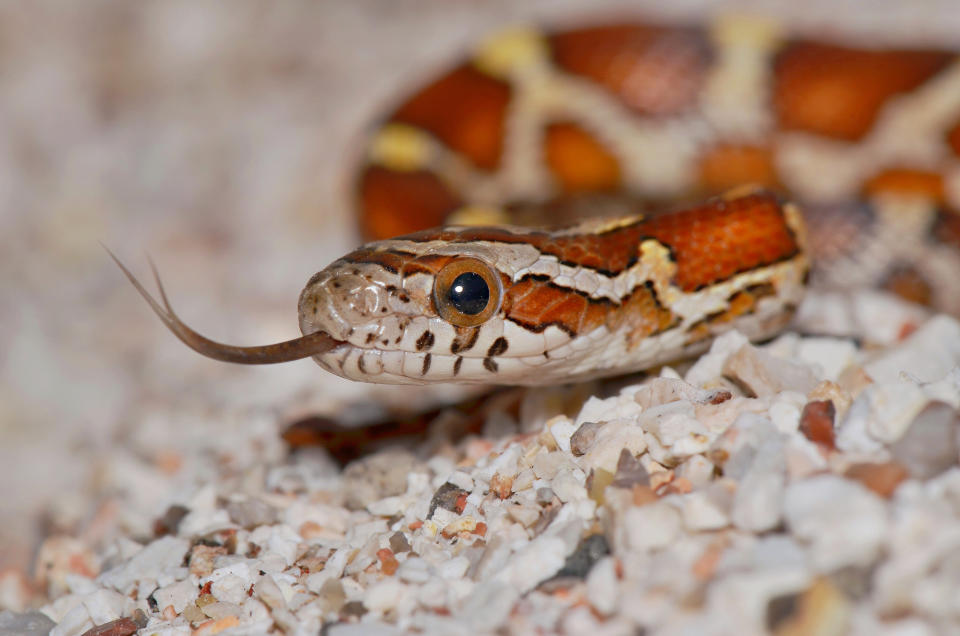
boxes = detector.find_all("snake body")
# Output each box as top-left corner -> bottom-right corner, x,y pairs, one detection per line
118,18 -> 960,385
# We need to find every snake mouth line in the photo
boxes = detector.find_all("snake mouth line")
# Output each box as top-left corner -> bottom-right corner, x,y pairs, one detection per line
106,246 -> 346,364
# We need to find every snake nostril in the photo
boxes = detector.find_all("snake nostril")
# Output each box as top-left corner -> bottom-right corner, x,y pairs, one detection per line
331,275 -> 388,321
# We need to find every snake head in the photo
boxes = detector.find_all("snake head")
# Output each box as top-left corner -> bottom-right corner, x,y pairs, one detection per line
113,191 -> 808,385
296,238 -> 532,384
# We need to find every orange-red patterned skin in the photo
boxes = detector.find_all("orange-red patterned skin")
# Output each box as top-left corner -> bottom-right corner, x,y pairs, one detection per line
774,43 -> 953,140
548,25 -> 711,116
402,191 -> 800,292
504,277 -> 675,339
636,193 -> 799,291
864,169 -> 946,203
391,64 -> 511,170
698,145 -> 779,193
948,120 -> 960,157
359,166 -> 461,241
934,211 -> 960,250
544,121 -> 622,192
504,275 -> 611,334
881,266 -> 933,306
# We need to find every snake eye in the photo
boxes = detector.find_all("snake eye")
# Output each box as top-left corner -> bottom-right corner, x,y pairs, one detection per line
433,257 -> 502,327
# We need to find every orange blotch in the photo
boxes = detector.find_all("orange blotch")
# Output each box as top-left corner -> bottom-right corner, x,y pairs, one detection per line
358,166 -> 461,240
864,169 -> 945,203
698,144 -> 778,193
339,247 -> 411,274
933,210 -> 960,249
609,284 -> 677,349
544,122 -> 621,193
407,192 -> 799,293
505,278 -> 602,334
845,462 -> 909,498
948,119 -> 960,157
774,43 -> 952,140
799,400 -> 836,450
392,64 -> 510,170
639,192 -> 800,291
376,548 -> 399,575
881,265 -> 933,307
550,24 -> 710,116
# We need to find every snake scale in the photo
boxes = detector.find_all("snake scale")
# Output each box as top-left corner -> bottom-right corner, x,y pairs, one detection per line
115,17 -> 960,385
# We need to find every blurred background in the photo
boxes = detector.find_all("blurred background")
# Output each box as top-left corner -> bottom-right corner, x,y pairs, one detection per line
1,0 -> 957,605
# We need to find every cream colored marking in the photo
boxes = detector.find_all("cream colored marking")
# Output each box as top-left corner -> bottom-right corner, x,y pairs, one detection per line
702,15 -> 782,137
369,123 -> 436,172
473,26 -> 549,79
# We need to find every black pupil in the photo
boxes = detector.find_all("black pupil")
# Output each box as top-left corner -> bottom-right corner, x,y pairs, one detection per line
448,272 -> 490,315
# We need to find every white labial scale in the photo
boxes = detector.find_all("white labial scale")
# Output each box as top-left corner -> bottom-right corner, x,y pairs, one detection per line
542,324 -> 573,352
401,351 -> 428,379
501,319 -> 548,357
496,357 -> 529,379
359,350 -> 385,377
377,350 -> 407,382
468,320 -> 506,359
395,316 -> 438,353
430,353 -> 461,379
517,353 -> 549,368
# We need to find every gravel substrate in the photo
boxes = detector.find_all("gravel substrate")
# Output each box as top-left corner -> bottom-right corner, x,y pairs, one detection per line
21,290 -> 960,635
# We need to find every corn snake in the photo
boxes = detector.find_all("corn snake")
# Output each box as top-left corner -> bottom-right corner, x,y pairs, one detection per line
115,18 -> 960,385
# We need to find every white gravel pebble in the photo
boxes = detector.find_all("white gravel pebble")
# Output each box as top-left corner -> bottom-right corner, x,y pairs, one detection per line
784,475 -> 888,571
585,556 -> 620,616
152,577 -> 198,613
621,501 -> 682,552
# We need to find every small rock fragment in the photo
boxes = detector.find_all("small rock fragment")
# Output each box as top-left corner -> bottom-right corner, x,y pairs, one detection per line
863,315 -> 960,384
585,556 -> 619,616
489,472 -> 514,499
724,344 -> 819,397
798,400 -> 836,450
784,476 -> 887,571
0,611 -> 56,636
554,534 -> 610,579
611,449 -> 649,488
226,498 -> 278,529
428,482 -> 469,519
889,402 -> 960,479
621,501 -> 682,551
388,532 -> 411,554
767,578 -> 850,636
189,544 -> 227,578
570,421 -> 600,456
342,450 -> 425,511
376,548 -> 399,576
153,505 -> 190,537
79,617 -> 140,636
844,462 -> 909,498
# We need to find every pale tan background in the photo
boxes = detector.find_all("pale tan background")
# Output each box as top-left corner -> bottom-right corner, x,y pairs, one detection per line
2,0 -> 958,576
